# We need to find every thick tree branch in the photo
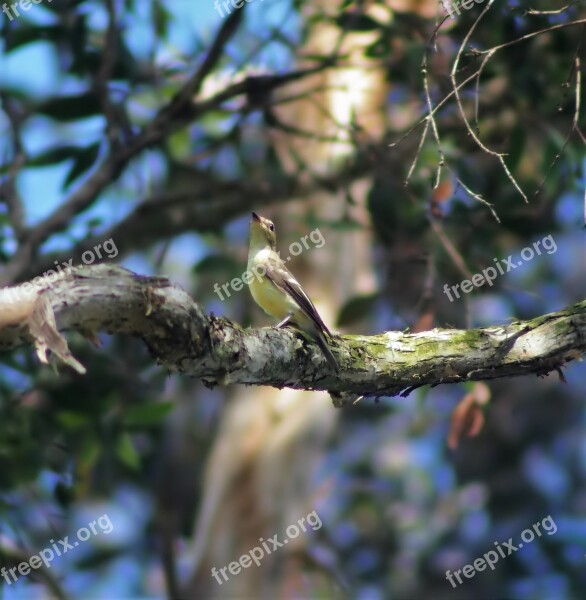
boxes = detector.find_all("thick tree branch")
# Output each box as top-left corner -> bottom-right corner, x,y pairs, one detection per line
0,265 -> 583,406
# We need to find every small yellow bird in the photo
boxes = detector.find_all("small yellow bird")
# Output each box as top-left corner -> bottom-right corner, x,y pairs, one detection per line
247,212 -> 339,372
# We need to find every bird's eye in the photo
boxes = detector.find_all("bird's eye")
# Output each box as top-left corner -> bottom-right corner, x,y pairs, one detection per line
268,223 -> 275,232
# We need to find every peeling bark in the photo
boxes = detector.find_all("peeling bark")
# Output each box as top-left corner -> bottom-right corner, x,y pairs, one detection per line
0,264 -> 584,406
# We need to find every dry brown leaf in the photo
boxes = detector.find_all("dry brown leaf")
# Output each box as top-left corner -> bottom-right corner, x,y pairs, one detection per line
26,295 -> 86,374
448,392 -> 486,450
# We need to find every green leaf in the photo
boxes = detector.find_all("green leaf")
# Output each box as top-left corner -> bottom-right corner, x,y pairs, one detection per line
337,293 -> 380,327
335,13 -> 382,32
116,433 -> 140,470
122,402 -> 175,428
78,435 -> 102,469
364,35 -> 390,59
506,125 -> 526,173
4,25 -> 66,53
63,142 -> 101,188
28,146 -> 80,167
37,92 -> 102,121
56,410 -> 89,430
153,0 -> 172,38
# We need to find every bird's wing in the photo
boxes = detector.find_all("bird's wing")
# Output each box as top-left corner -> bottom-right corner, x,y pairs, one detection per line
264,254 -> 332,337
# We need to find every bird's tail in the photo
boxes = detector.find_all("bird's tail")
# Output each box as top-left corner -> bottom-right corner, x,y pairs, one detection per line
312,328 -> 339,373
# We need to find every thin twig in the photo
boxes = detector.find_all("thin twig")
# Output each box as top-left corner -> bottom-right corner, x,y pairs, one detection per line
450,0 -> 528,203
534,47 -> 584,197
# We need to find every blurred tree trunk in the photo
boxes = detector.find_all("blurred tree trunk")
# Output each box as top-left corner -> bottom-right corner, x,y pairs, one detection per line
181,3 -> 388,597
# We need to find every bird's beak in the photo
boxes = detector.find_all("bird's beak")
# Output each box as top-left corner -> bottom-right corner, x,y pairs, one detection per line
251,212 -> 261,222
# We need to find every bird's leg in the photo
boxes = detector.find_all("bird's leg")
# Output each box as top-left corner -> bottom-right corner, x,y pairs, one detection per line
275,314 -> 293,328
